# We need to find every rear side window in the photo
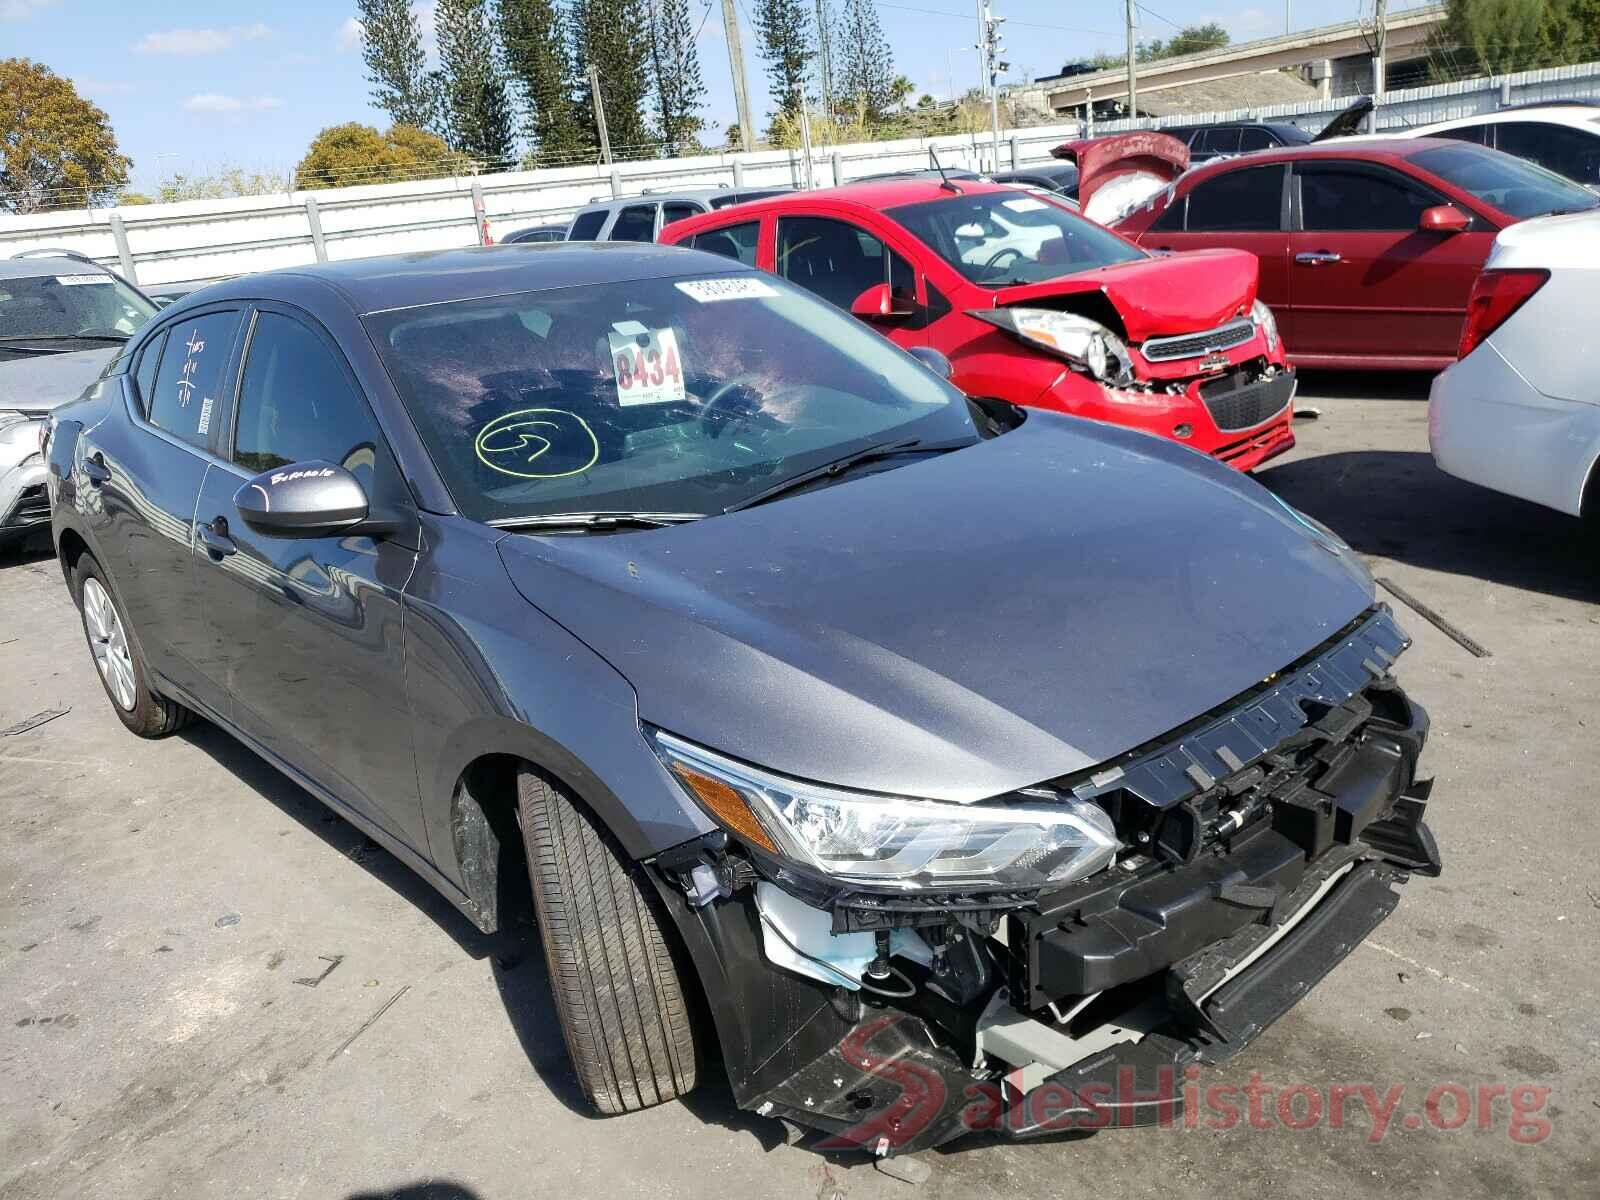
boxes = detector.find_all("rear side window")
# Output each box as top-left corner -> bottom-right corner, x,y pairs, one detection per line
1298,165 -> 1437,231
1494,121 -> 1600,186
1185,166 -> 1284,231
689,221 -> 759,266
566,209 -> 608,241
233,312 -> 389,490
133,328 -> 166,413
609,204 -> 657,242
1198,128 -> 1242,155
146,310 -> 241,449
1238,127 -> 1274,152
661,201 -> 702,228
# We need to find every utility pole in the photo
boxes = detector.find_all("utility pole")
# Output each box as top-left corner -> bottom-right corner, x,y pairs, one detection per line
1285,1 -> 1291,35
815,0 -> 834,119
588,65 -> 612,164
1124,0 -> 1138,118
1371,0 -> 1388,133
982,2 -> 1006,172
721,0 -> 756,153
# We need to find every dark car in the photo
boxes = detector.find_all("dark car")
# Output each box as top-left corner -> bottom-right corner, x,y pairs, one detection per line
1115,136 -> 1599,370
46,243 -> 1440,1155
991,161 -> 1080,202
501,223 -> 570,244
1162,121 -> 1313,164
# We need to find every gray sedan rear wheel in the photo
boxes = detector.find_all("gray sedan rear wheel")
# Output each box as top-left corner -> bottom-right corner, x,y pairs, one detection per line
74,555 -> 191,738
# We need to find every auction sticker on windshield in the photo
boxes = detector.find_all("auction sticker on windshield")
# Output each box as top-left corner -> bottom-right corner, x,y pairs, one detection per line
55,275 -> 113,286
608,326 -> 687,406
675,277 -> 779,303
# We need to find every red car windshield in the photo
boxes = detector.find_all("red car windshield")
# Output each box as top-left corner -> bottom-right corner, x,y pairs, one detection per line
888,192 -> 1145,286
1408,143 -> 1599,219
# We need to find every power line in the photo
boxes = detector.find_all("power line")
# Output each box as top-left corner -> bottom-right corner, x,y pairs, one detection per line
870,1 -> 1112,36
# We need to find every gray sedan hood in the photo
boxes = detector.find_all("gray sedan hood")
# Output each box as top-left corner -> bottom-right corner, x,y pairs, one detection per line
498,414 -> 1373,802
0,346 -> 116,413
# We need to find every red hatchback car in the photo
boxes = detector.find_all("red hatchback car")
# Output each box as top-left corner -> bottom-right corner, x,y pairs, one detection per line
661,179 -> 1297,471
1114,136 -> 1599,371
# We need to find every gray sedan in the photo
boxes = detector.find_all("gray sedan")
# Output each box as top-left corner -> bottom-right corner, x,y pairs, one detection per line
44,242 -> 1441,1155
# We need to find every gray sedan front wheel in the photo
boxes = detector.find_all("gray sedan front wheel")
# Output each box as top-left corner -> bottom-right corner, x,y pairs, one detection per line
73,555 -> 191,738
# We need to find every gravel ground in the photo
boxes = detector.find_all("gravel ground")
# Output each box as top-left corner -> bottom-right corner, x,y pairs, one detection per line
2,374 -> 1596,1200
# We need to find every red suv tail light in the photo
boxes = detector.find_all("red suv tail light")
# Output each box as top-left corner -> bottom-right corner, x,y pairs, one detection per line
1458,268 -> 1549,359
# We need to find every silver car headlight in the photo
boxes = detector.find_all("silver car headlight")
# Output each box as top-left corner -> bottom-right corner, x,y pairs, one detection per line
969,307 -> 1133,386
1251,299 -> 1280,354
0,410 -> 44,464
648,729 -> 1120,891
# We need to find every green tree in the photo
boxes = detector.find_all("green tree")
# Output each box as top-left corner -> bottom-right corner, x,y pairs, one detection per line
1434,0 -> 1589,74
836,0 -> 896,122
436,0 -> 518,162
0,58 -> 132,213
755,0 -> 813,134
498,0 -> 586,163
355,0 -> 441,134
1140,22 -> 1230,61
649,0 -> 707,153
158,166 -> 292,202
294,122 -> 469,189
573,0 -> 657,155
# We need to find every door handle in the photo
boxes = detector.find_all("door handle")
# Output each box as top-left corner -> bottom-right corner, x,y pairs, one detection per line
198,517 -> 236,558
1295,251 -> 1343,265
83,452 -> 110,486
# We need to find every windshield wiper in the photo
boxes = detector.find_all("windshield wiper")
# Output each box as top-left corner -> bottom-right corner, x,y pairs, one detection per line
724,436 -> 969,514
490,511 -> 708,532
0,332 -> 128,343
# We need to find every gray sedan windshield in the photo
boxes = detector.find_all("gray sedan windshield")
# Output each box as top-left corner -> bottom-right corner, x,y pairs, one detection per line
367,273 -> 975,522
0,271 -> 156,340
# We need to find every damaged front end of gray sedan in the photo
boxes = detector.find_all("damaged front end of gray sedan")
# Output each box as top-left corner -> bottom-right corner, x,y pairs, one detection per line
641,604 -> 1438,1154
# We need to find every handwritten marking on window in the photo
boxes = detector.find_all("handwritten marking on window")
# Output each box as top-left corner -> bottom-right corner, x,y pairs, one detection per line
474,408 -> 600,480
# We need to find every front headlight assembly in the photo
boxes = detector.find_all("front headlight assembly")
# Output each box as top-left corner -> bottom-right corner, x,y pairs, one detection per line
969,307 -> 1134,387
1251,298 -> 1280,354
648,729 -> 1120,891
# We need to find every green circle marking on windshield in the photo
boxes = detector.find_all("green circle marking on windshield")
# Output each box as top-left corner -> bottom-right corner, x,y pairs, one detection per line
474,408 -> 601,479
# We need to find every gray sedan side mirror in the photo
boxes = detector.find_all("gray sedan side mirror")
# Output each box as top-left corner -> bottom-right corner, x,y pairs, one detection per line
233,461 -> 369,537
907,345 -> 954,379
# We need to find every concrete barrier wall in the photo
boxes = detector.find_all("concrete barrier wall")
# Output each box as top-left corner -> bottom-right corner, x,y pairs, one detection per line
5,57 -> 1599,289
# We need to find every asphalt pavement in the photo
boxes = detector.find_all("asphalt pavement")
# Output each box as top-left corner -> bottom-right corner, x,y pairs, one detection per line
2,374 -> 1596,1199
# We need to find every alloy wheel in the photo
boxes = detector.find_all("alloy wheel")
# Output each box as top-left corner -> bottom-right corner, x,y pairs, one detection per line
82,576 -> 137,711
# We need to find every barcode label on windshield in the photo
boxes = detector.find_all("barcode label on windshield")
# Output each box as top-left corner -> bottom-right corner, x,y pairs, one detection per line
675,277 -> 778,303
56,274 -> 112,286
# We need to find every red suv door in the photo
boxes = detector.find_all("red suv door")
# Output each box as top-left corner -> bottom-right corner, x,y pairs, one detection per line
1286,159 -> 1494,367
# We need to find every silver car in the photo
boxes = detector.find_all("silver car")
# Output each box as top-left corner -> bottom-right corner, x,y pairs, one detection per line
1,253 -> 159,549
564,186 -> 790,243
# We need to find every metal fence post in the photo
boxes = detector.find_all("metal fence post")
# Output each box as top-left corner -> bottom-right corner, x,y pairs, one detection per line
609,169 -> 623,198
107,212 -> 137,283
469,177 -> 489,244
732,158 -> 745,188
831,151 -> 843,186
304,194 -> 328,262
1500,78 -> 1513,106
1008,135 -> 1019,170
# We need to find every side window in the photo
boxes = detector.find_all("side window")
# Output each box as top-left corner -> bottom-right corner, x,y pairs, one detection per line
776,216 -> 914,311
689,221 -> 759,266
233,312 -> 389,492
660,201 -> 702,229
1238,127 -> 1274,152
1495,122 -> 1600,186
147,310 -> 242,449
1185,166 -> 1284,232
566,209 -> 609,241
609,204 -> 658,242
133,328 -> 167,414
1199,128 -> 1241,156
1299,166 -> 1437,231
1149,194 -> 1187,232
1437,123 -> 1489,147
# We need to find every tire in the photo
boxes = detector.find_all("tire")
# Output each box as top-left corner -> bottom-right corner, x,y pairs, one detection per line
517,767 -> 699,1114
73,555 -> 192,738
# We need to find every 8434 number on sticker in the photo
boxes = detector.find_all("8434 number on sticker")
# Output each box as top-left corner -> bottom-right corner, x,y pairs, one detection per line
608,327 -> 687,407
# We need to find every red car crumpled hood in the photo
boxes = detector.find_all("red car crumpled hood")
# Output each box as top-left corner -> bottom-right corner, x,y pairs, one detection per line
991,247 -> 1260,341
1051,132 -> 1189,223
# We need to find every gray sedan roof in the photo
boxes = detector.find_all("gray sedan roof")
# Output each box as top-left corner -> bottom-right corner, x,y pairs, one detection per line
1,254 -> 116,281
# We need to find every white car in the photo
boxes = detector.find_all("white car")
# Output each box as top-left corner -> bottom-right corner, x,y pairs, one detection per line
1428,209 -> 1600,519
1389,103 -> 1600,190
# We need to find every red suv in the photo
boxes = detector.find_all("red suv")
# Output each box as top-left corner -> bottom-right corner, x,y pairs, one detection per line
661,179 -> 1296,471
1114,136 -> 1599,371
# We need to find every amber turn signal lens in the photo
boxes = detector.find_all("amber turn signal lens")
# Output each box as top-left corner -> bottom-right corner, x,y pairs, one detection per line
669,762 -> 778,853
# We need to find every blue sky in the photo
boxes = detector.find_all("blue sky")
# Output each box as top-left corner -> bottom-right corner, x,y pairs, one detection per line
3,0 -> 1429,187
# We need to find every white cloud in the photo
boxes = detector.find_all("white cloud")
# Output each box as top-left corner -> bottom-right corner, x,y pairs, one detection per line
0,0 -> 59,21
183,93 -> 283,114
337,16 -> 363,51
133,23 -> 272,55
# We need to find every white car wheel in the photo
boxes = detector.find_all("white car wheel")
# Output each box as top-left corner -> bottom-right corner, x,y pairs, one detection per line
82,575 -> 137,711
